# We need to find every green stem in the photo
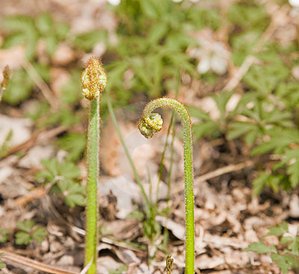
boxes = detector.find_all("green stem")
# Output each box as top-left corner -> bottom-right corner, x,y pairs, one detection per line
85,97 -> 100,274
82,57 -> 107,274
139,98 -> 195,274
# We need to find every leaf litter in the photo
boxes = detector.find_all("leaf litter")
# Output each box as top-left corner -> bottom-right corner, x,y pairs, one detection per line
0,0 -> 298,273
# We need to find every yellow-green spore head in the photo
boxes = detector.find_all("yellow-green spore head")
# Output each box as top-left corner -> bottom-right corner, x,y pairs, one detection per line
82,57 -> 107,100
138,113 -> 163,138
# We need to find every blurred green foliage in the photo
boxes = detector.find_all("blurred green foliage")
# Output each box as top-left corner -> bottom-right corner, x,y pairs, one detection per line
1,13 -> 65,105
0,260 -> 5,270
0,228 -> 9,244
36,159 -> 85,207
0,1 -> 298,270
2,13 -> 69,59
246,222 -> 299,274
57,132 -> 86,161
0,0 -> 298,204
191,44 -> 299,193
229,2 -> 269,65
104,0 -> 222,105
15,220 -> 47,246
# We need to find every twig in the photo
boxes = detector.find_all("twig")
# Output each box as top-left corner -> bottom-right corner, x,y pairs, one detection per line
0,126 -> 66,160
195,160 -> 254,184
223,56 -> 258,91
0,250 -> 78,274
173,160 -> 254,195
14,187 -> 47,207
101,237 -> 146,254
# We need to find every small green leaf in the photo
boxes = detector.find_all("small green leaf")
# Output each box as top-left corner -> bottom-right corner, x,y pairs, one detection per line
16,220 -> 34,233
246,242 -> 276,254
65,193 -> 85,207
15,231 -> 32,245
60,70 -> 82,105
3,69 -> 33,105
45,34 -> 58,56
288,237 -> 299,255
268,222 -> 288,236
15,220 -> 47,245
0,228 -> 9,244
57,132 -> 86,161
59,161 -> 80,180
227,121 -> 256,142
213,91 -> 233,117
32,227 -> 47,243
271,253 -> 289,274
37,159 -> 80,184
281,149 -> 299,188
58,180 -> 85,207
0,259 -> 5,269
36,13 -> 53,34
73,30 -> 106,51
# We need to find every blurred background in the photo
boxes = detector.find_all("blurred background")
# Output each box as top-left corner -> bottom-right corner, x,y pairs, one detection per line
0,0 -> 299,273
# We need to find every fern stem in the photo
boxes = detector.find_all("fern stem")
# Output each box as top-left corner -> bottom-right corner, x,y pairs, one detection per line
85,97 -> 100,273
82,58 -> 107,274
139,98 -> 195,274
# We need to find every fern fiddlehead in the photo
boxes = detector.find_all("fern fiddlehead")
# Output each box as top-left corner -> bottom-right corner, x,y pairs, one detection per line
138,98 -> 195,274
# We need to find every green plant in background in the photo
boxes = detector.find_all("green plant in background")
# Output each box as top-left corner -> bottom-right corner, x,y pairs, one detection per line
228,2 -> 269,65
246,222 -> 299,274
0,259 -> 5,270
81,57 -> 107,274
138,98 -> 195,274
0,228 -> 9,244
104,0 -> 221,106
57,133 -> 86,162
15,220 -> 47,246
2,13 -> 69,60
36,159 -> 85,207
191,46 -> 299,194
1,13 -> 67,105
189,90 -> 234,140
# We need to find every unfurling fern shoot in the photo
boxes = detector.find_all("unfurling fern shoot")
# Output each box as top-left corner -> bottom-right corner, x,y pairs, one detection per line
81,57 -> 107,274
138,98 -> 195,274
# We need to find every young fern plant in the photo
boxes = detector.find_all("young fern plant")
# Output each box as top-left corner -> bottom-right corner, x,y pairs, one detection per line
81,57 -> 107,274
138,98 -> 195,274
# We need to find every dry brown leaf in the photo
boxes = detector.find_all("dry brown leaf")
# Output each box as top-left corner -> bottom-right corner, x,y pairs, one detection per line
101,176 -> 141,219
155,216 -> 185,240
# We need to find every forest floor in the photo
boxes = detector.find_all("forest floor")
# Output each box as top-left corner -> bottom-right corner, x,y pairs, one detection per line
0,0 -> 299,273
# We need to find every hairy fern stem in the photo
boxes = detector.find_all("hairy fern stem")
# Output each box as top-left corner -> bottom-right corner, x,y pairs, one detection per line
138,98 -> 195,274
82,58 -> 107,274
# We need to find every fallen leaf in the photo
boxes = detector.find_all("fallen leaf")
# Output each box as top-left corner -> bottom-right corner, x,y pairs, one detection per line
155,215 -> 185,240
101,176 -> 141,219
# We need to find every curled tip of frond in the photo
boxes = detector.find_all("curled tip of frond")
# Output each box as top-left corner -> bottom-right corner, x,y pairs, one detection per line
81,57 -> 107,100
138,113 -> 163,138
